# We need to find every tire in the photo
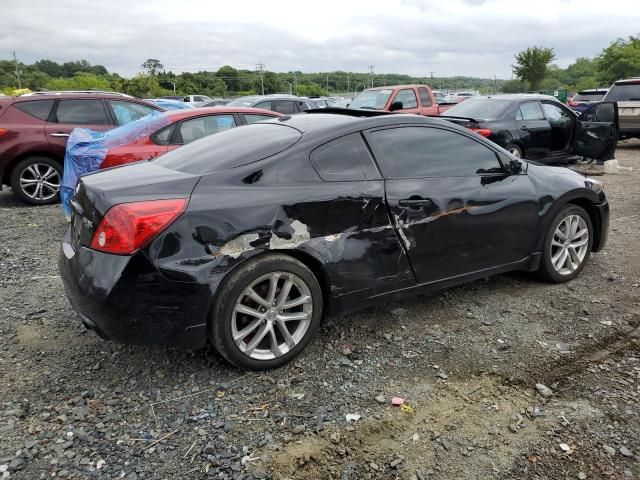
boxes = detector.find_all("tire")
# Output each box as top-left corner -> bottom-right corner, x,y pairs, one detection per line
210,253 -> 323,370
10,156 -> 62,205
538,205 -> 593,283
505,143 -> 523,159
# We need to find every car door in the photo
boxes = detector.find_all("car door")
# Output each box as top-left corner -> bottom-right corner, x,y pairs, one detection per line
572,102 -> 619,161
516,101 -> 551,159
44,99 -> 113,158
417,87 -> 439,116
365,125 -> 539,284
389,89 -> 420,114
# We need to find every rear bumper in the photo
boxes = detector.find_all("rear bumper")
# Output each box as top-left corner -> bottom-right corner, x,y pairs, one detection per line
59,228 -> 211,349
619,127 -> 640,139
592,201 -> 609,252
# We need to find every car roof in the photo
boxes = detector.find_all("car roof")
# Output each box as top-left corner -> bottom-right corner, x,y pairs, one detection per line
264,110 -> 448,136
577,88 -> 608,93
162,106 -> 281,121
614,78 -> 640,85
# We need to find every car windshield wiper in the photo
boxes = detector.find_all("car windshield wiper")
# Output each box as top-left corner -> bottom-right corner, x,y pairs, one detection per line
358,106 -> 378,110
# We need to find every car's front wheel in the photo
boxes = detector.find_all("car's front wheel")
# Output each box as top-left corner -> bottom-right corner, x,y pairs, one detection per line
505,143 -> 523,159
10,156 -> 62,205
210,253 -> 323,370
538,204 -> 593,283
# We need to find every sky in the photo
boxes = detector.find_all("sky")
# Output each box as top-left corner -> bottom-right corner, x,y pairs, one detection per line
1,0 -> 638,79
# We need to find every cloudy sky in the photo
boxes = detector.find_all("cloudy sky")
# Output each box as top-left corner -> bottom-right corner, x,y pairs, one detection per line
2,0 -> 638,79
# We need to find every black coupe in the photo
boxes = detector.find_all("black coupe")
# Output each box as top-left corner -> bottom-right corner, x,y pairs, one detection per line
60,109 -> 609,370
440,94 -> 618,164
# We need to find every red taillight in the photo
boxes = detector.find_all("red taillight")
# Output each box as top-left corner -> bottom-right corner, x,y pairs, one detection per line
0,128 -> 9,137
470,128 -> 492,138
90,198 -> 187,254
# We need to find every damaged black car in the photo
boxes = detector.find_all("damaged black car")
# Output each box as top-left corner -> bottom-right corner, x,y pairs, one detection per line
60,110 -> 609,370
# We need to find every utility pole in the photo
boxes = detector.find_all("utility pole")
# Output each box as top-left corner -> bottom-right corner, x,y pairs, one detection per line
429,71 -> 435,89
494,75 -> 497,94
368,65 -> 375,88
347,75 -> 350,93
326,74 -> 329,92
256,63 -> 265,95
293,72 -> 297,96
12,51 -> 22,89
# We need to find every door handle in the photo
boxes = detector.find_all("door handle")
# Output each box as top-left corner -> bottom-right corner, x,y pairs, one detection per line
519,125 -> 529,130
398,197 -> 432,209
50,133 -> 70,137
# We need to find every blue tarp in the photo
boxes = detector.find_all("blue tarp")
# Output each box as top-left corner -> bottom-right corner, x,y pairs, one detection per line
61,111 -> 172,219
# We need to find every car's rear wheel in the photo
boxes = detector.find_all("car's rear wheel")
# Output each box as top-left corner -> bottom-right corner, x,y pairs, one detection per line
210,253 -> 323,370
505,143 -> 523,159
538,204 -> 593,283
10,156 -> 62,205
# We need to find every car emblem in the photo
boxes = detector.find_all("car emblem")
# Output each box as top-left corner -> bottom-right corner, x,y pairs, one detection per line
81,217 -> 93,229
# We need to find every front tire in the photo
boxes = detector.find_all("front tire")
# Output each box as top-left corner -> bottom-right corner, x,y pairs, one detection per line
538,205 -> 593,283
10,156 -> 62,205
210,253 -> 323,370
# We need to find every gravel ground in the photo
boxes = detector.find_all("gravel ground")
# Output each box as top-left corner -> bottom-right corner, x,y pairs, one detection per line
1,142 -> 639,480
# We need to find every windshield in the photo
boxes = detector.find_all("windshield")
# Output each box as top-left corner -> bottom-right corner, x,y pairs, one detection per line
349,89 -> 393,110
442,99 -> 511,120
226,96 -> 260,107
154,123 -> 301,175
604,83 -> 640,102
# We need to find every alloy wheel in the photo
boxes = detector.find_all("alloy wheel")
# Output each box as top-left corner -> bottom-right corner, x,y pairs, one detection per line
19,163 -> 61,201
550,214 -> 589,275
508,146 -> 522,158
231,271 -> 313,361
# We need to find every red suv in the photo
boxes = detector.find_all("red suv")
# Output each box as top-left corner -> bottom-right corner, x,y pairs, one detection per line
0,91 -> 164,204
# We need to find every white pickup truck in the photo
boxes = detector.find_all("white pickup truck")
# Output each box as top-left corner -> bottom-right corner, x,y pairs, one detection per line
183,95 -> 213,106
602,78 -> 640,140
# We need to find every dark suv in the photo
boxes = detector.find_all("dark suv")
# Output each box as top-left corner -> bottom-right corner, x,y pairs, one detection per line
0,91 -> 164,204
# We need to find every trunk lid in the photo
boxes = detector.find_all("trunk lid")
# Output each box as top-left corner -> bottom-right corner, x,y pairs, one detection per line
70,162 -> 201,248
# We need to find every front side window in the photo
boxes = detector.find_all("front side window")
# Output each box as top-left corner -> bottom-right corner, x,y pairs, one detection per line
518,101 -> 545,121
54,99 -> 110,125
254,101 -> 272,110
418,87 -> 432,107
110,100 -> 155,125
14,99 -> 54,121
368,126 -> 502,178
177,114 -> 236,144
392,89 -> 418,109
542,103 -> 572,122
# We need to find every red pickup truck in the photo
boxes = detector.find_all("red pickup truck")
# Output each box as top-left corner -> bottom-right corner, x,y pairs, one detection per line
348,84 -> 455,115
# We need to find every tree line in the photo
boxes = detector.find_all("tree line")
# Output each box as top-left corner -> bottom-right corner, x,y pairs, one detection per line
1,35 -> 638,98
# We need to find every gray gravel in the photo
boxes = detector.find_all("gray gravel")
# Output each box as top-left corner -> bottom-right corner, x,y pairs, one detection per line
1,141 -> 639,479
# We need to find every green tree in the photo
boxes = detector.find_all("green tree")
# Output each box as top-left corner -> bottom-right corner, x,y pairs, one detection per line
597,35 -> 640,85
141,58 -> 164,76
216,66 -> 240,92
212,78 -> 228,97
46,73 -> 111,91
575,77 -> 599,91
255,71 -> 281,94
512,46 -> 556,91
33,59 -> 64,77
123,74 -> 167,97
501,79 -> 526,93
565,57 -> 599,87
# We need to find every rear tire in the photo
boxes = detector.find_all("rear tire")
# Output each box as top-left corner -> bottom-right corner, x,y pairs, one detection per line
505,143 -> 523,159
209,253 -> 323,370
10,156 -> 62,205
538,205 -> 593,283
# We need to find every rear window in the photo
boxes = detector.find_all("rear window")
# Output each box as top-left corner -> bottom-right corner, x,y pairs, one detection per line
14,100 -> 54,121
573,93 -> 606,101
443,99 -> 511,120
154,123 -> 301,174
604,83 -> 640,102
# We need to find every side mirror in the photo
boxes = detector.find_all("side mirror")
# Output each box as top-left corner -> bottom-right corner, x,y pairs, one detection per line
390,101 -> 404,111
346,103 -> 350,108
509,159 -> 523,174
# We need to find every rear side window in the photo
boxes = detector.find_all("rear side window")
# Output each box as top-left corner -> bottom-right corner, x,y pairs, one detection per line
154,123 -> 301,174
310,133 -> 380,182
110,100 -> 155,125
244,114 -> 276,124
54,99 -> 110,125
518,102 -> 545,121
176,114 -> 236,144
14,100 -> 54,121
393,89 -> 418,109
272,101 -> 295,115
418,87 -> 432,107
